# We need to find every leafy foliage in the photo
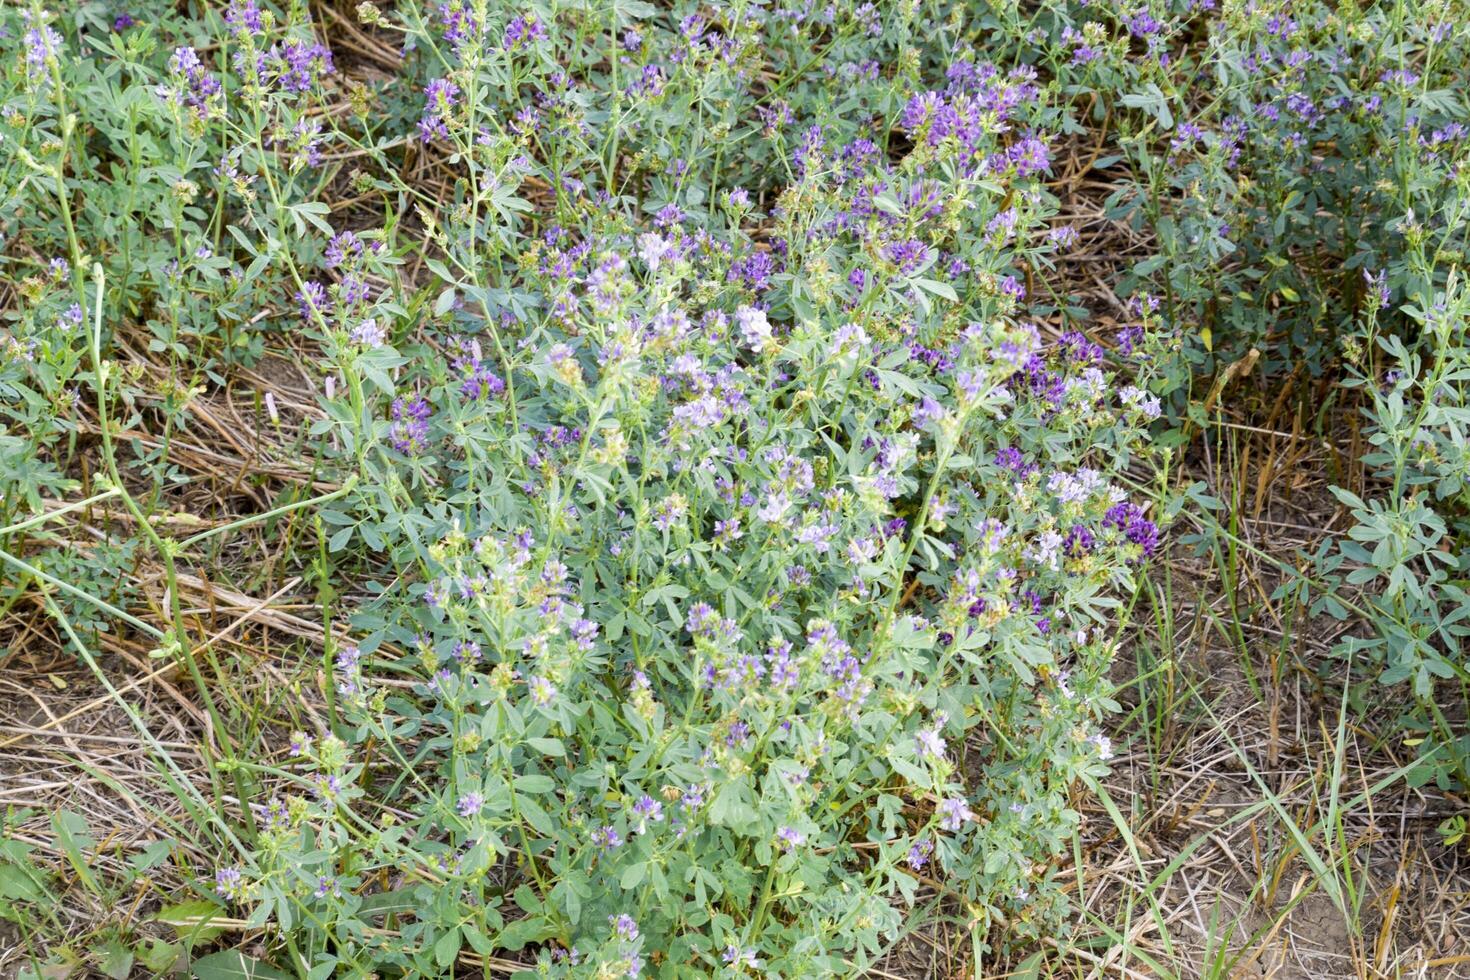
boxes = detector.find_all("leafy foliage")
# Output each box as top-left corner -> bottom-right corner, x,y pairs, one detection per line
4,0 -> 1470,975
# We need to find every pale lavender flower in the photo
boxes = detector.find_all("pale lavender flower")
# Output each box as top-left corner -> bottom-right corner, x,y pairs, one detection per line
1119,385 -> 1162,419
723,945 -> 761,968
25,24 -> 63,72
528,675 -> 558,707
776,826 -> 807,851
350,318 -> 385,347
57,304 -> 84,332
1364,268 -> 1390,309
916,725 -> 947,760
938,796 -> 975,831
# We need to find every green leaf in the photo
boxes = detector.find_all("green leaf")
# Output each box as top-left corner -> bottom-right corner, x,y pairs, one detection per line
709,778 -> 757,832
51,810 -> 99,895
434,927 -> 462,968
516,796 -> 557,838
137,939 -> 181,973
189,950 -> 292,979
913,278 -> 958,303
872,192 -> 904,216
155,899 -> 227,944
513,773 -> 555,794
526,737 -> 565,757
1012,952 -> 1044,980
358,888 -> 418,919
497,916 -> 557,950
93,939 -> 133,980
0,861 -> 45,901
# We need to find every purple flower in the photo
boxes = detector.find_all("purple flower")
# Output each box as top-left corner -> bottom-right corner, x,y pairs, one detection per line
324,231 -> 364,269
1116,326 -> 1144,357
630,795 -> 664,832
1104,502 -> 1160,557
907,838 -> 934,870
912,395 -> 949,431
900,90 -> 946,136
883,239 -> 930,275
503,15 -> 548,50
457,792 -> 483,817
223,0 -> 261,36
1007,136 -> 1051,177
993,447 -> 1036,478
455,341 -> 507,400
1062,524 -> 1096,558
725,720 -> 752,748
272,39 -> 334,94
627,64 -> 666,98
214,867 -> 246,900
297,281 -> 330,326
166,47 -> 222,118
420,77 -> 460,143
1120,385 -> 1161,419
1048,225 -> 1079,249
609,914 -> 639,941
570,618 -> 598,650
766,640 -> 799,689
729,250 -> 775,291
1059,331 -> 1104,366
437,0 -> 480,50
390,396 -> 431,453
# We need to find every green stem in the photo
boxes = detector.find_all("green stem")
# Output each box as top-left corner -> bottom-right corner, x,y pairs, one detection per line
85,264 -> 255,838
0,488 -> 121,536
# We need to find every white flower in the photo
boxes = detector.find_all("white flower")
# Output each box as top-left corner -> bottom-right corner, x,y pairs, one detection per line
638,232 -> 670,271
1086,732 -> 1113,760
736,305 -> 773,352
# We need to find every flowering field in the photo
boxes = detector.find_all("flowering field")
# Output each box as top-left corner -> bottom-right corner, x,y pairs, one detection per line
1,0 -> 1468,977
